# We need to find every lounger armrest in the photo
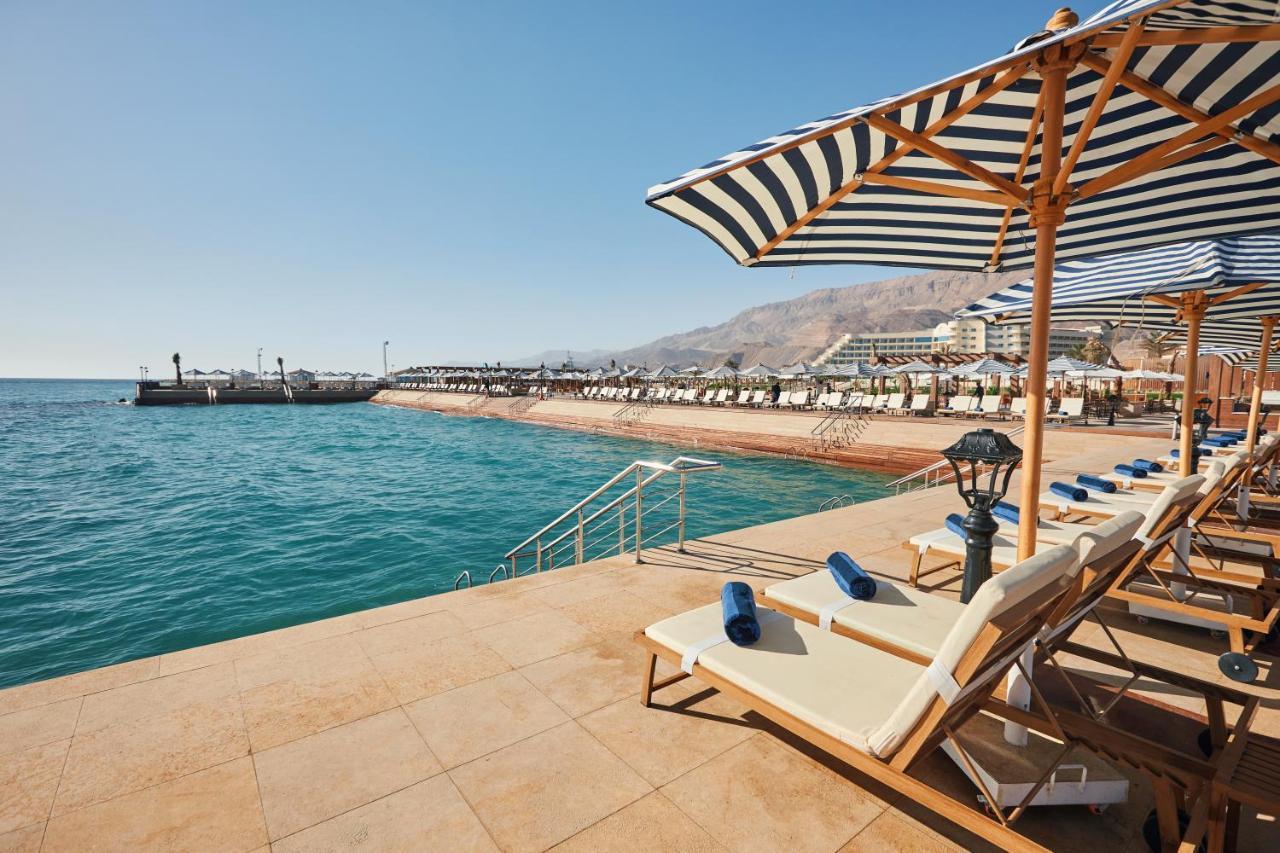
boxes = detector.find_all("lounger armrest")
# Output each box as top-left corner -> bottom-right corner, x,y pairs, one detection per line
1196,524 -> 1280,550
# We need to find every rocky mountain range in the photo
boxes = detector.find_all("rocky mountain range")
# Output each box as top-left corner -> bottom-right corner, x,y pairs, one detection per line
519,267 -> 1027,369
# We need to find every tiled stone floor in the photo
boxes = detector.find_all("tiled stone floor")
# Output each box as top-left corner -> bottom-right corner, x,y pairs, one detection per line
3,431 -> 1279,851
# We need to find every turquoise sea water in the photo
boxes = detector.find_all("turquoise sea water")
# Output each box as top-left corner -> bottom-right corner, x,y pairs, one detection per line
0,379 -> 892,688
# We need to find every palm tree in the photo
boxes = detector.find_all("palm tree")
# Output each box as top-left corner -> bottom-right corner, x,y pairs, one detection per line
1080,337 -> 1109,365
172,352 -> 182,385
1141,332 -> 1177,367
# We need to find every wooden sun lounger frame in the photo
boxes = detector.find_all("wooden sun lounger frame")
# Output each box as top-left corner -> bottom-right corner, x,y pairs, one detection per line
636,574 -> 1081,851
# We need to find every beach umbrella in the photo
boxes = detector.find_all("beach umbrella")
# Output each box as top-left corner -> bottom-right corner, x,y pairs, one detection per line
647,0 -> 1280,563
678,365 -> 703,376
961,236 -> 1280,469
703,364 -> 740,380
780,362 -> 816,378
739,363 -> 778,378
889,360 -> 945,375
646,365 -> 679,379
949,358 -> 1016,377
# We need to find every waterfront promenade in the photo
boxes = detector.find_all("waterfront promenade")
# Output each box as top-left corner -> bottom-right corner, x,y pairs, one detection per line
374,389 -> 1164,475
3,428 -> 1276,852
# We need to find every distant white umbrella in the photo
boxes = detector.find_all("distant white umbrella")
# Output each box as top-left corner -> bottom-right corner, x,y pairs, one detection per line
646,365 -> 679,378
703,364 -> 740,380
739,364 -> 778,378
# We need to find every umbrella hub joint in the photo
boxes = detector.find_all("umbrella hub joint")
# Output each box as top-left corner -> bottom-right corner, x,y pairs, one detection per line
1028,185 -> 1069,227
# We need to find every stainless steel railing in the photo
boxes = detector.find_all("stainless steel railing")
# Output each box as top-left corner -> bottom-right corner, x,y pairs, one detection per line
503,456 -> 721,577
886,425 -> 1025,495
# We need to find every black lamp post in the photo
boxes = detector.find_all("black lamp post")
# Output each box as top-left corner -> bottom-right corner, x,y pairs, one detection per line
941,428 -> 1023,603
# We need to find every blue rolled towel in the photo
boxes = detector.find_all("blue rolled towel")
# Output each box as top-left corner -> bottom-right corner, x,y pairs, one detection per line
1171,447 -> 1211,458
945,513 -> 967,538
1202,437 -> 1231,446
827,551 -> 876,600
992,501 -> 1019,523
1132,459 -> 1163,473
721,582 -> 762,647
1050,481 -> 1088,502
1114,463 -> 1147,479
1077,474 -> 1116,493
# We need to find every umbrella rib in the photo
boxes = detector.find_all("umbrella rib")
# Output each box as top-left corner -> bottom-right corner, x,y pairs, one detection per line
1076,82 -> 1280,200
1208,281 -> 1268,307
1054,19 -> 1147,197
861,113 -> 1027,204
752,65 -> 1028,262
1078,52 -> 1280,168
990,90 -> 1046,269
858,173 -> 1015,206
1090,23 -> 1280,49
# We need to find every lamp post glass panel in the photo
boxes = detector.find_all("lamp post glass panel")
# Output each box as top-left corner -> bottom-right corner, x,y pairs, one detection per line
941,429 -> 1023,603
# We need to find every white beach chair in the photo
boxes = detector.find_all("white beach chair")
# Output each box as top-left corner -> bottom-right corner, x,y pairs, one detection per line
888,394 -> 914,416
1046,397 -> 1085,424
882,392 -> 905,413
825,392 -> 845,410
938,395 -> 972,417
815,392 -> 830,409
713,389 -> 729,405
750,389 -> 765,407
907,394 -> 933,416
791,390 -> 811,409
734,389 -> 751,406
869,393 -> 888,412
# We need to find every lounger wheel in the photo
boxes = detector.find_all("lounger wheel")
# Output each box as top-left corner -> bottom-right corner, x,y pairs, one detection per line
1135,615 -> 1150,625
1217,651 -> 1259,683
1087,803 -> 1109,815
1142,808 -> 1199,853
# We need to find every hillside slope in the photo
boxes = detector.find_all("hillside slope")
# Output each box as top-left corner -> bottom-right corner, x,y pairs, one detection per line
523,268 -> 1025,368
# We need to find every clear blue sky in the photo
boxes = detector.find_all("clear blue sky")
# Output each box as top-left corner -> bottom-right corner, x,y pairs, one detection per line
2,0 -> 1050,377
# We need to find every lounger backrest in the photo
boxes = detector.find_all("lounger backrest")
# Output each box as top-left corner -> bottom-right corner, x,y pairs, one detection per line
1045,511 -> 1145,638
716,389 -> 729,402
736,390 -> 750,403
816,392 -> 829,408
872,394 -> 888,408
910,395 -> 931,411
1061,397 -> 1084,416
792,390 -> 810,407
828,392 -> 843,408
846,393 -> 863,409
886,393 -> 905,409
751,390 -> 765,404
949,395 -> 972,412
1133,475 -> 1206,544
867,544 -> 1078,759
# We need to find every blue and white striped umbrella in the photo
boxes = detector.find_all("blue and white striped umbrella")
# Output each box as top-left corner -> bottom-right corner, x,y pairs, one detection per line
958,235 -> 1280,327
647,1 -> 1280,272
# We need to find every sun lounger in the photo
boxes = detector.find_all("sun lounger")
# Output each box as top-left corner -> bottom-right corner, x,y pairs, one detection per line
733,389 -> 751,406
749,389 -> 765,407
637,544 -> 1080,849
868,393 -> 888,412
790,390 -> 810,409
713,389 -> 729,405
879,392 -> 904,413
906,394 -> 933,416
938,395 -> 974,417
765,514 -> 1140,666
888,394 -> 914,416
1046,397 -> 1084,424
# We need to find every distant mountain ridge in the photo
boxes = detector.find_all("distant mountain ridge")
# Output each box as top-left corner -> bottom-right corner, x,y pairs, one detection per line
518,268 -> 1026,369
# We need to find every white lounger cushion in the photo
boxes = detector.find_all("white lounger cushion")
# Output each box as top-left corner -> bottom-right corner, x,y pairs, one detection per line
646,544 -> 1076,758
768,512 -> 1141,659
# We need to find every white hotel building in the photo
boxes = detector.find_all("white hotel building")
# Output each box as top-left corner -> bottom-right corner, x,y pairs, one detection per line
817,318 -> 1096,367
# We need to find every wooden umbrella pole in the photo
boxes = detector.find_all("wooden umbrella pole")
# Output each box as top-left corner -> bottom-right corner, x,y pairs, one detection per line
1246,317 -> 1276,453
1178,295 -> 1205,477
1016,50 -> 1072,562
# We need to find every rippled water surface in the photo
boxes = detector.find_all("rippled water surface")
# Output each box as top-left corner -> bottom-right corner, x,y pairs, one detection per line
0,379 -> 892,688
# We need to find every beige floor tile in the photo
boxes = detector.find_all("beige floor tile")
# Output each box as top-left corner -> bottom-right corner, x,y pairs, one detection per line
0,658 -> 158,716
557,590 -> 675,640
272,774 -> 496,853
355,594 -> 453,629
449,721 -> 651,853
530,572 -> 629,608
76,661 -> 238,734
660,736 -> 883,853
0,699 -> 79,754
404,671 -> 569,768
254,708 -> 441,840
579,682 -> 762,786
550,791 -> 725,853
353,609 -> 467,658
0,823 -> 42,853
519,634 -> 667,718
53,695 -> 249,815
237,636 -> 397,751
449,591 -> 554,630
839,811 -> 964,852
42,756 -> 267,853
0,739 -> 68,835
477,610 -> 601,668
366,633 -> 511,705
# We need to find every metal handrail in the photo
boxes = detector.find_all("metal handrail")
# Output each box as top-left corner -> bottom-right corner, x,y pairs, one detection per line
886,425 -> 1025,493
504,455 -> 721,575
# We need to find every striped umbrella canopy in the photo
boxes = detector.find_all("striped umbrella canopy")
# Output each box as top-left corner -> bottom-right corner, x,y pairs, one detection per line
831,362 -> 882,378
646,365 -> 680,378
949,358 -> 1017,377
703,364 -> 740,379
740,363 -> 779,378
646,0 -> 1280,566
890,359 -> 946,375
780,362 -> 816,377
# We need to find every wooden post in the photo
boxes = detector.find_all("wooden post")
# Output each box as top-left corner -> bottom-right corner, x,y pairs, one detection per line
1178,295 -> 1205,477
1246,317 -> 1276,453
1017,52 -> 1072,562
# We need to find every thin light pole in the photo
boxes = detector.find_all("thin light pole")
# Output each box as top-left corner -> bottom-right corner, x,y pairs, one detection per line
257,348 -> 263,383
383,341 -> 390,381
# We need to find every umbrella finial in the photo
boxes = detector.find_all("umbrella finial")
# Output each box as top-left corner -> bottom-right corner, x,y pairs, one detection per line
1047,7 -> 1077,30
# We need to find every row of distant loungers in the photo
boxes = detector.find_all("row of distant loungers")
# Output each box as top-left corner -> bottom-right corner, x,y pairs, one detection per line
399,382 -> 1090,423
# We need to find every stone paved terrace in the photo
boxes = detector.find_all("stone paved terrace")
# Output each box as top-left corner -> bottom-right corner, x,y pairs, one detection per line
2,428 -> 1279,852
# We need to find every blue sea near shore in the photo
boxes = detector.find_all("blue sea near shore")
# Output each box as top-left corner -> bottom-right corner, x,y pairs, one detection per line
0,378 -> 892,689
